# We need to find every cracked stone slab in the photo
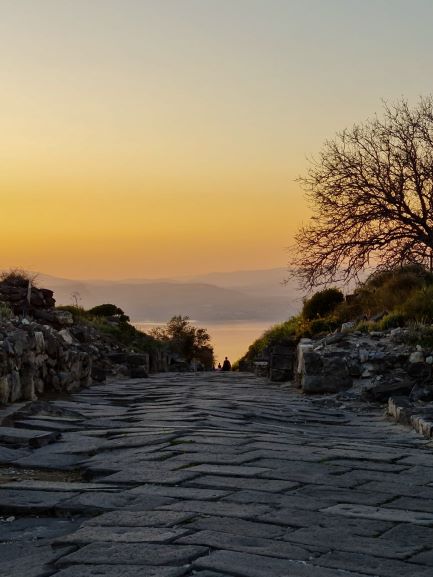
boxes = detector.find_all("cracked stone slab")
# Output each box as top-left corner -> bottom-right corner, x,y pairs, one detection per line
176,529 -> 317,559
193,550 -> 367,577
0,516 -> 83,542
260,508 -> 392,535
53,565 -> 187,577
186,516 -> 286,539
58,491 -> 174,513
185,464 -> 270,477
321,503 -> 433,525
100,469 -> 199,485
126,484 -> 230,501
284,527 -> 423,559
0,543 -> 74,577
0,426 -> 60,447
83,510 -> 195,527
56,542 -> 207,566
160,500 -> 271,520
188,475 -> 298,492
55,525 -> 189,544
314,550 -> 433,577
0,489 -> 75,513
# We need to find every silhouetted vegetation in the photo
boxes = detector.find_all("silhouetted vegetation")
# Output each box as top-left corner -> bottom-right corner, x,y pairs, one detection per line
291,97 -> 433,289
151,315 -> 214,368
237,264 -> 433,366
56,304 -> 160,354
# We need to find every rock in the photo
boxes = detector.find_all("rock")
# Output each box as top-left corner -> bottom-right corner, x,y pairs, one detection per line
409,351 -> 425,363
58,329 -> 74,345
33,332 -> 45,353
269,345 -> 295,382
92,365 -> 107,383
410,384 -> 433,402
0,426 -> 60,447
0,375 -> 10,404
341,321 -> 356,332
52,310 -> 74,326
129,366 -> 148,379
361,371 -> 413,402
301,351 -> 352,394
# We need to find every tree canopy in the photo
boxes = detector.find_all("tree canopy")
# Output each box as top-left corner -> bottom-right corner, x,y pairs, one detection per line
291,97 -> 433,289
150,315 -> 214,367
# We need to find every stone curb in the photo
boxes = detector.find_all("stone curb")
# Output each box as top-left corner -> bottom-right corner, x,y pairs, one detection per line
388,396 -> 433,439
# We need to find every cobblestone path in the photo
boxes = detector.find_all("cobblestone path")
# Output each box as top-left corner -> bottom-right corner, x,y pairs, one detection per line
1,372 -> 433,577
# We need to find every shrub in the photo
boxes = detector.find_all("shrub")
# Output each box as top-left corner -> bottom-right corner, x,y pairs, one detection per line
302,288 -> 344,320
308,317 -> 340,335
0,268 -> 38,287
400,286 -> 433,323
88,303 -> 130,322
0,301 -> 13,320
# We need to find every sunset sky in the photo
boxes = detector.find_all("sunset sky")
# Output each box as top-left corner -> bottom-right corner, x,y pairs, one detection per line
2,0 -> 433,279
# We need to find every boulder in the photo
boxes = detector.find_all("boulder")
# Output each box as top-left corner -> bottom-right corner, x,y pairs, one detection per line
301,351 -> 352,394
269,344 -> 295,382
361,370 -> 413,402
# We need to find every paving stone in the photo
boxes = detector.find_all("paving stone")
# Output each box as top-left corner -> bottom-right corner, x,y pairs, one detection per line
379,523 -> 433,547
314,550 -> 433,577
409,549 -> 433,565
127,484 -> 230,501
193,550 -> 367,577
55,525 -> 188,544
101,469 -> 199,485
283,527 -> 423,559
260,508 -> 392,535
176,529 -> 317,559
0,426 -> 60,447
190,572 -> 233,577
56,542 -> 207,566
0,516 -> 83,542
321,503 -> 433,525
188,475 -> 297,493
185,464 -> 270,477
14,452 -> 82,469
1,373 -> 431,577
160,500 -> 271,520
0,543 -> 73,577
53,565 -> 186,577
0,489 -> 74,513
384,496 -> 433,513
186,516 -> 286,539
0,446 -> 29,463
83,510 -> 194,527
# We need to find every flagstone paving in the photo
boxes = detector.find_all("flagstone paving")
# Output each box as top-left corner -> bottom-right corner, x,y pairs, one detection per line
1,371 -> 433,576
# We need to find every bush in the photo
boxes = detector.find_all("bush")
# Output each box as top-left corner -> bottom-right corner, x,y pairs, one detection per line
88,303 -> 130,322
302,288 -> 344,320
0,268 -> 38,287
377,311 -> 407,330
308,317 -> 340,335
400,286 -> 433,323
0,301 -> 13,320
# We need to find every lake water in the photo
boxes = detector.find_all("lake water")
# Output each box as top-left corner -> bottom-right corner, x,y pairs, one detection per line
134,320 -> 275,364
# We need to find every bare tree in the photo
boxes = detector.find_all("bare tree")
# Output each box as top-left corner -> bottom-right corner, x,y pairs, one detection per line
291,97 -> 433,289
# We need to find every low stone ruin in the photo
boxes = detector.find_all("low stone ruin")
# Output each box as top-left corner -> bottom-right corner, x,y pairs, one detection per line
0,276 -> 171,405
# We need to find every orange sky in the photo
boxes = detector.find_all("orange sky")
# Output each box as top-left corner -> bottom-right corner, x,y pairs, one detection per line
2,1 -> 432,279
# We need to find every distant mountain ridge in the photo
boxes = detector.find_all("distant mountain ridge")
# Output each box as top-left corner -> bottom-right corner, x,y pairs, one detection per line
23,268 -> 302,323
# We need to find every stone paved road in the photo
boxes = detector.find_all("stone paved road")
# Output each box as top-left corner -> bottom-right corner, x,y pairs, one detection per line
1,372 -> 433,577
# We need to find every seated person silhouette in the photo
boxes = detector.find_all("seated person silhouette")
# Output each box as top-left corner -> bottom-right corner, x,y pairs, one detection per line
222,357 -> 231,371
